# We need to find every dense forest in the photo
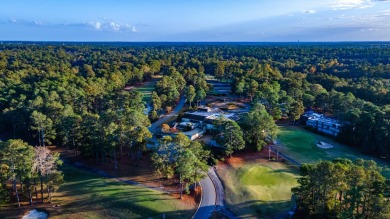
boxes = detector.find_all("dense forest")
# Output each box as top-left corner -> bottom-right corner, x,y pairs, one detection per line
1,43 -> 390,156
2,43 -> 388,154
0,42 -> 389,208
293,158 -> 390,218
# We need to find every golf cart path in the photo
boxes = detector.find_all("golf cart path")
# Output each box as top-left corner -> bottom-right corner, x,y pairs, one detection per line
193,168 -> 239,219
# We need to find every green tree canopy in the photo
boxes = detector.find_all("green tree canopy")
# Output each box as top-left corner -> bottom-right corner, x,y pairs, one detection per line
241,103 -> 277,150
292,159 -> 390,218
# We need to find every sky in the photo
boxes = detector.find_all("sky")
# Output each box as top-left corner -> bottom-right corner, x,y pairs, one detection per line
1,0 -> 390,42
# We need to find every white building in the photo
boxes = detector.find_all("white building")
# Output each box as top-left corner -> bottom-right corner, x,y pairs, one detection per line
182,110 -> 237,132
180,128 -> 205,140
304,112 -> 342,137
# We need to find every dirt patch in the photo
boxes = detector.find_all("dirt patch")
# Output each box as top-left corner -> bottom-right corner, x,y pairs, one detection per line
172,185 -> 201,206
216,149 -> 273,170
123,77 -> 159,92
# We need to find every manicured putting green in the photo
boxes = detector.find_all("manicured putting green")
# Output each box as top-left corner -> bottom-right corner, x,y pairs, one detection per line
241,166 -> 297,187
238,165 -> 298,203
221,162 -> 298,218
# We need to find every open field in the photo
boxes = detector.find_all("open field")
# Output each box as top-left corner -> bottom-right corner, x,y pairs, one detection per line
0,164 -> 195,219
277,126 -> 390,178
216,153 -> 299,218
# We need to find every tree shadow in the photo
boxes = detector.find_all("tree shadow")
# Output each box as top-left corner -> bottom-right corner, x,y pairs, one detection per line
225,199 -> 294,219
48,164 -> 196,219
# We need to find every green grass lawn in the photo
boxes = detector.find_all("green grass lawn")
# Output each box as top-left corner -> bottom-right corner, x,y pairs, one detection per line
0,164 -> 194,219
277,126 -> 390,178
51,164 -> 194,219
220,161 -> 298,218
134,80 -> 156,103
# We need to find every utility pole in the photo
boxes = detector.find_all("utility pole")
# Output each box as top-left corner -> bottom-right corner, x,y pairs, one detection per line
268,147 -> 271,160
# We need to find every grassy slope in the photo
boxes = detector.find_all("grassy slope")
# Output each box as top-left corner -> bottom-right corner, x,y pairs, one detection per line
51,164 -> 194,219
0,164 -> 194,219
221,161 -> 298,218
134,84 -> 155,102
277,126 -> 390,178
134,77 -> 161,103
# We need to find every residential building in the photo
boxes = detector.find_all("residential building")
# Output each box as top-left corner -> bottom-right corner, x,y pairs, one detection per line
302,111 -> 342,137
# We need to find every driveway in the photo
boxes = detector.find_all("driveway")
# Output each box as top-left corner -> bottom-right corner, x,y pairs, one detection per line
149,96 -> 186,132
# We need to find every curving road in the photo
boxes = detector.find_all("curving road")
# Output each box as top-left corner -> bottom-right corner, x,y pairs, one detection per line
149,96 -> 186,132
149,96 -> 237,219
193,171 -> 217,219
209,168 -> 239,219
193,168 -> 238,219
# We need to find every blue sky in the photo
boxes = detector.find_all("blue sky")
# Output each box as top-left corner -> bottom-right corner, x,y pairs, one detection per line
1,0 -> 389,41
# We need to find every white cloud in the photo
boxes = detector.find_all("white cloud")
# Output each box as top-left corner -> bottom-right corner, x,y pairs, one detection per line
6,18 -> 138,33
302,10 -> 316,14
87,21 -> 136,32
109,22 -> 120,31
360,28 -> 378,31
8,19 -> 44,26
88,21 -> 101,30
95,22 -> 101,30
331,0 -> 374,10
382,9 -> 390,15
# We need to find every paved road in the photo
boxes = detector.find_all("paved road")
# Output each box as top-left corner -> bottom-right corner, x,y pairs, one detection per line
193,171 -> 217,219
193,168 -> 238,219
149,96 -> 186,132
208,168 -> 224,207
148,96 -> 237,219
209,168 -> 239,219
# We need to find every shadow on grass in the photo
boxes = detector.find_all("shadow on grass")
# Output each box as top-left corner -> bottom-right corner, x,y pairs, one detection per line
227,199 -> 293,219
49,164 -> 195,219
271,168 -> 299,175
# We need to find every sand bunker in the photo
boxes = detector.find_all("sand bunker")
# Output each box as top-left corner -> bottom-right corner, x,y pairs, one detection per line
22,209 -> 48,219
316,141 -> 334,149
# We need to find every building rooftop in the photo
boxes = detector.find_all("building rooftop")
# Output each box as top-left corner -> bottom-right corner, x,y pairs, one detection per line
182,113 -> 210,121
183,110 -> 236,121
180,128 -> 204,136
304,111 -> 342,127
